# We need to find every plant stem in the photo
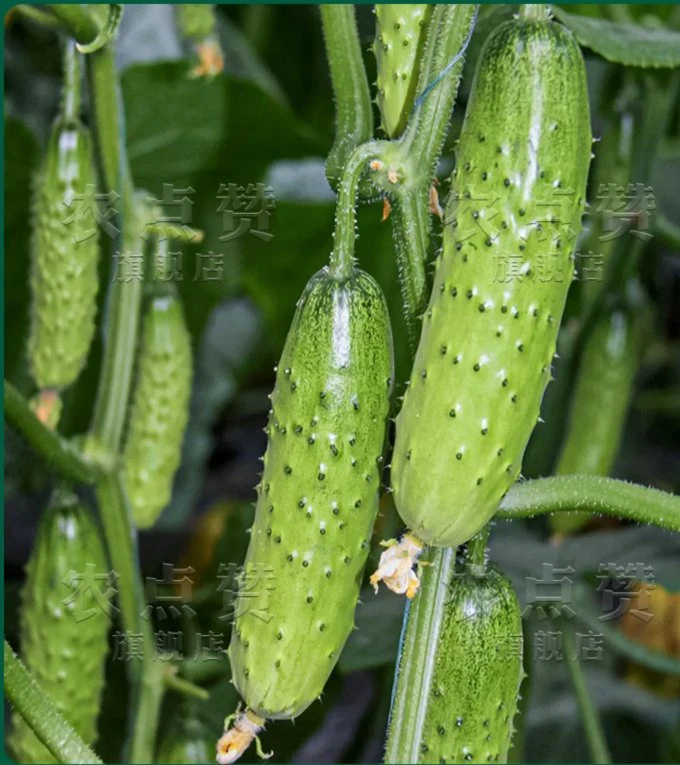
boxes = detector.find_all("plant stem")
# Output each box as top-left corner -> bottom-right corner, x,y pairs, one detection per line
329,141 -> 388,280
164,668 -> 210,701
520,4 -> 549,22
95,472 -> 161,764
61,39 -> 81,121
389,185 -> 430,349
4,640 -> 103,765
400,4 -> 478,186
385,548 -> 455,764
84,42 -> 159,764
562,627 -> 612,765
496,475 -> 680,531
4,380 -> 100,484
466,523 -> 490,572
49,4 -> 100,46
87,45 -> 140,457
320,4 -> 374,190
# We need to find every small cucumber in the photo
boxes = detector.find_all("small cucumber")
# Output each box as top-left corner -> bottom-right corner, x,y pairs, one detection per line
550,302 -> 641,534
389,562 -> 524,764
28,116 -> 99,393
9,491 -> 110,764
374,4 -> 432,137
122,292 -> 192,529
381,12 -> 592,587
220,267 -> 393,761
418,566 -> 523,764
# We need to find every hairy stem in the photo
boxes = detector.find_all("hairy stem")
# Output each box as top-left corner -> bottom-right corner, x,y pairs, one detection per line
385,548 -> 455,764
389,186 -> 430,347
466,523 -> 490,571
4,641 -> 103,765
61,38 -> 81,121
562,627 -> 612,765
400,4 -> 478,185
520,4 -> 549,22
320,4 -> 374,190
496,475 -> 680,531
329,141 -> 389,280
4,380 -> 100,484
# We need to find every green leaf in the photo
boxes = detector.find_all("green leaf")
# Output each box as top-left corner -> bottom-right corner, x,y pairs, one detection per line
553,7 -> 680,67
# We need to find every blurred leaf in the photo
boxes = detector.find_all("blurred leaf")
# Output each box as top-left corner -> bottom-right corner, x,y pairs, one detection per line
122,62 -> 325,193
652,141 -> 680,226
553,8 -> 680,67
338,586 -> 405,673
4,117 -> 40,383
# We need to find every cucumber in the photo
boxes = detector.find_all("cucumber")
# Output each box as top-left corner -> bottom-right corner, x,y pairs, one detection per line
550,302 -> 641,534
416,566 -> 523,764
157,715 -> 212,764
382,12 -> 592,585
374,4 -> 432,138
220,267 -> 393,761
122,292 -> 192,529
9,491 -> 110,764
28,114 -> 99,393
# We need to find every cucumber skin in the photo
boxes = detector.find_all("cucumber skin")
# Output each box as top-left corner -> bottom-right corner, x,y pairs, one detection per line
551,308 -> 639,533
229,267 -> 394,720
9,495 -> 110,764
123,294 -> 192,529
28,118 -> 99,391
392,18 -> 592,547
374,4 -> 431,138
417,568 -> 523,764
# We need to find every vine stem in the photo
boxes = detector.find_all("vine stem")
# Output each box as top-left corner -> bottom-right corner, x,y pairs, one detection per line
385,548 -> 456,764
329,141 -> 390,280
4,640 -> 103,765
320,4 -> 373,190
466,523 -> 490,572
562,627 -> 612,764
48,4 -> 100,46
4,380 -> 100,484
61,38 -> 81,121
520,4 -> 549,21
84,44 -> 159,764
496,475 -> 680,531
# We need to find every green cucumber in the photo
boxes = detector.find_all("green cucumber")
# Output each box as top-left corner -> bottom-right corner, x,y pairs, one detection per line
28,45 -> 99,394
9,491 -> 110,764
385,11 -> 591,575
221,267 -> 393,761
550,302 -> 641,534
122,292 -> 192,529
387,556 -> 524,764
374,4 -> 432,138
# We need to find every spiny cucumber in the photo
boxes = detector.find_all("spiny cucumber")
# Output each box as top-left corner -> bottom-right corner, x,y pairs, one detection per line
411,566 -> 524,764
374,4 -> 431,138
219,266 -> 393,762
28,45 -> 99,396
8,491 -> 110,764
122,291 -> 192,529
377,11 -> 592,593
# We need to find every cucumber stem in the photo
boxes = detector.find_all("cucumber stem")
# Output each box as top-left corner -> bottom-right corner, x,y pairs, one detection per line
320,4 -> 374,191
519,4 -> 549,21
328,141 -> 387,281
4,640 -> 103,765
562,627 -> 612,764
4,380 -> 100,484
466,523 -> 490,573
496,475 -> 680,532
400,4 -> 478,186
385,548 -> 456,763
61,39 -> 81,122
48,4 -> 100,46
